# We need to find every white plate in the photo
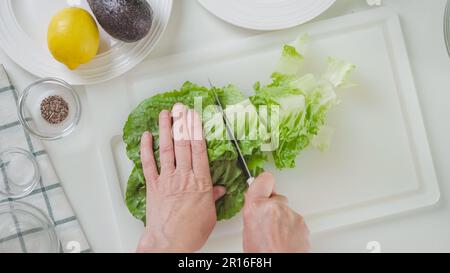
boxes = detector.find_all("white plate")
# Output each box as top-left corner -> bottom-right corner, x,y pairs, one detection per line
198,0 -> 336,31
0,0 -> 172,85
85,8 -> 439,251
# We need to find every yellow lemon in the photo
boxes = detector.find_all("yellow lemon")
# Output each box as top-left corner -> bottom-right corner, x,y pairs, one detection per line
48,7 -> 99,70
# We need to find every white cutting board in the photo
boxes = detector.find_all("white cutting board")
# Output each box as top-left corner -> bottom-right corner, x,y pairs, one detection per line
86,8 -> 439,252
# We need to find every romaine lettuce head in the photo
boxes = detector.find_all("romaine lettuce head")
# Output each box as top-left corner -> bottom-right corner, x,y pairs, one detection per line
123,36 -> 356,223
123,82 -> 260,222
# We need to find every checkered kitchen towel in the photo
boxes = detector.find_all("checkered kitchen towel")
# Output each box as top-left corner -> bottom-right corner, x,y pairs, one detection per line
0,65 -> 90,253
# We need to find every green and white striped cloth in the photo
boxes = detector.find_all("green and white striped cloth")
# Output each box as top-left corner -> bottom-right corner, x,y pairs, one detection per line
0,65 -> 90,253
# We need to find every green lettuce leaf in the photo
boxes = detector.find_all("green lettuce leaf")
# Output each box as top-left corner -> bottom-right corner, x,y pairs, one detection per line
251,43 -> 356,169
125,166 -> 146,222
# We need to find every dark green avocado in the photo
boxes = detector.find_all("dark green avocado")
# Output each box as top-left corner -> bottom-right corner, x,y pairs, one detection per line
88,0 -> 153,43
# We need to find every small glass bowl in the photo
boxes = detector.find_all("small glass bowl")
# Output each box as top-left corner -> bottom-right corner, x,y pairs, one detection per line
18,78 -> 81,140
0,147 -> 40,199
0,201 -> 59,253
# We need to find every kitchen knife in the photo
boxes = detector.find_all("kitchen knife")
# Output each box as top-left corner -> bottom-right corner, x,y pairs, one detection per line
208,79 -> 255,185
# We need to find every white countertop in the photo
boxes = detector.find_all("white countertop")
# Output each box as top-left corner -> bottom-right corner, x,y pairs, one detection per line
1,0 -> 449,252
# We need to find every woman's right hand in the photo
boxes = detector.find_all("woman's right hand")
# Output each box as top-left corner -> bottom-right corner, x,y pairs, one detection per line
242,172 -> 310,253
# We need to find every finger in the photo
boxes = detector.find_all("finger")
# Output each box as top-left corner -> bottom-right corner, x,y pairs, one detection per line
213,186 -> 226,201
140,131 -> 159,183
271,193 -> 289,204
172,104 -> 192,171
246,172 -> 275,200
188,109 -> 210,178
158,110 -> 175,173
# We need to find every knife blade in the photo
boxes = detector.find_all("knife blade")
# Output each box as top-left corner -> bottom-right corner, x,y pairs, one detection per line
208,79 -> 254,185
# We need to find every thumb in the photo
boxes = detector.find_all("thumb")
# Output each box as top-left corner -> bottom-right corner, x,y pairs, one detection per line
213,186 -> 227,201
246,172 -> 275,200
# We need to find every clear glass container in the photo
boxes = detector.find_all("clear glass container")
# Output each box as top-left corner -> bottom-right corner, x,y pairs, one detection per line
0,147 -> 40,198
18,78 -> 81,140
0,201 -> 59,253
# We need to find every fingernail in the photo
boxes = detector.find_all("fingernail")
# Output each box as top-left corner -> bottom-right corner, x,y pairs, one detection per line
173,103 -> 188,113
160,110 -> 170,118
